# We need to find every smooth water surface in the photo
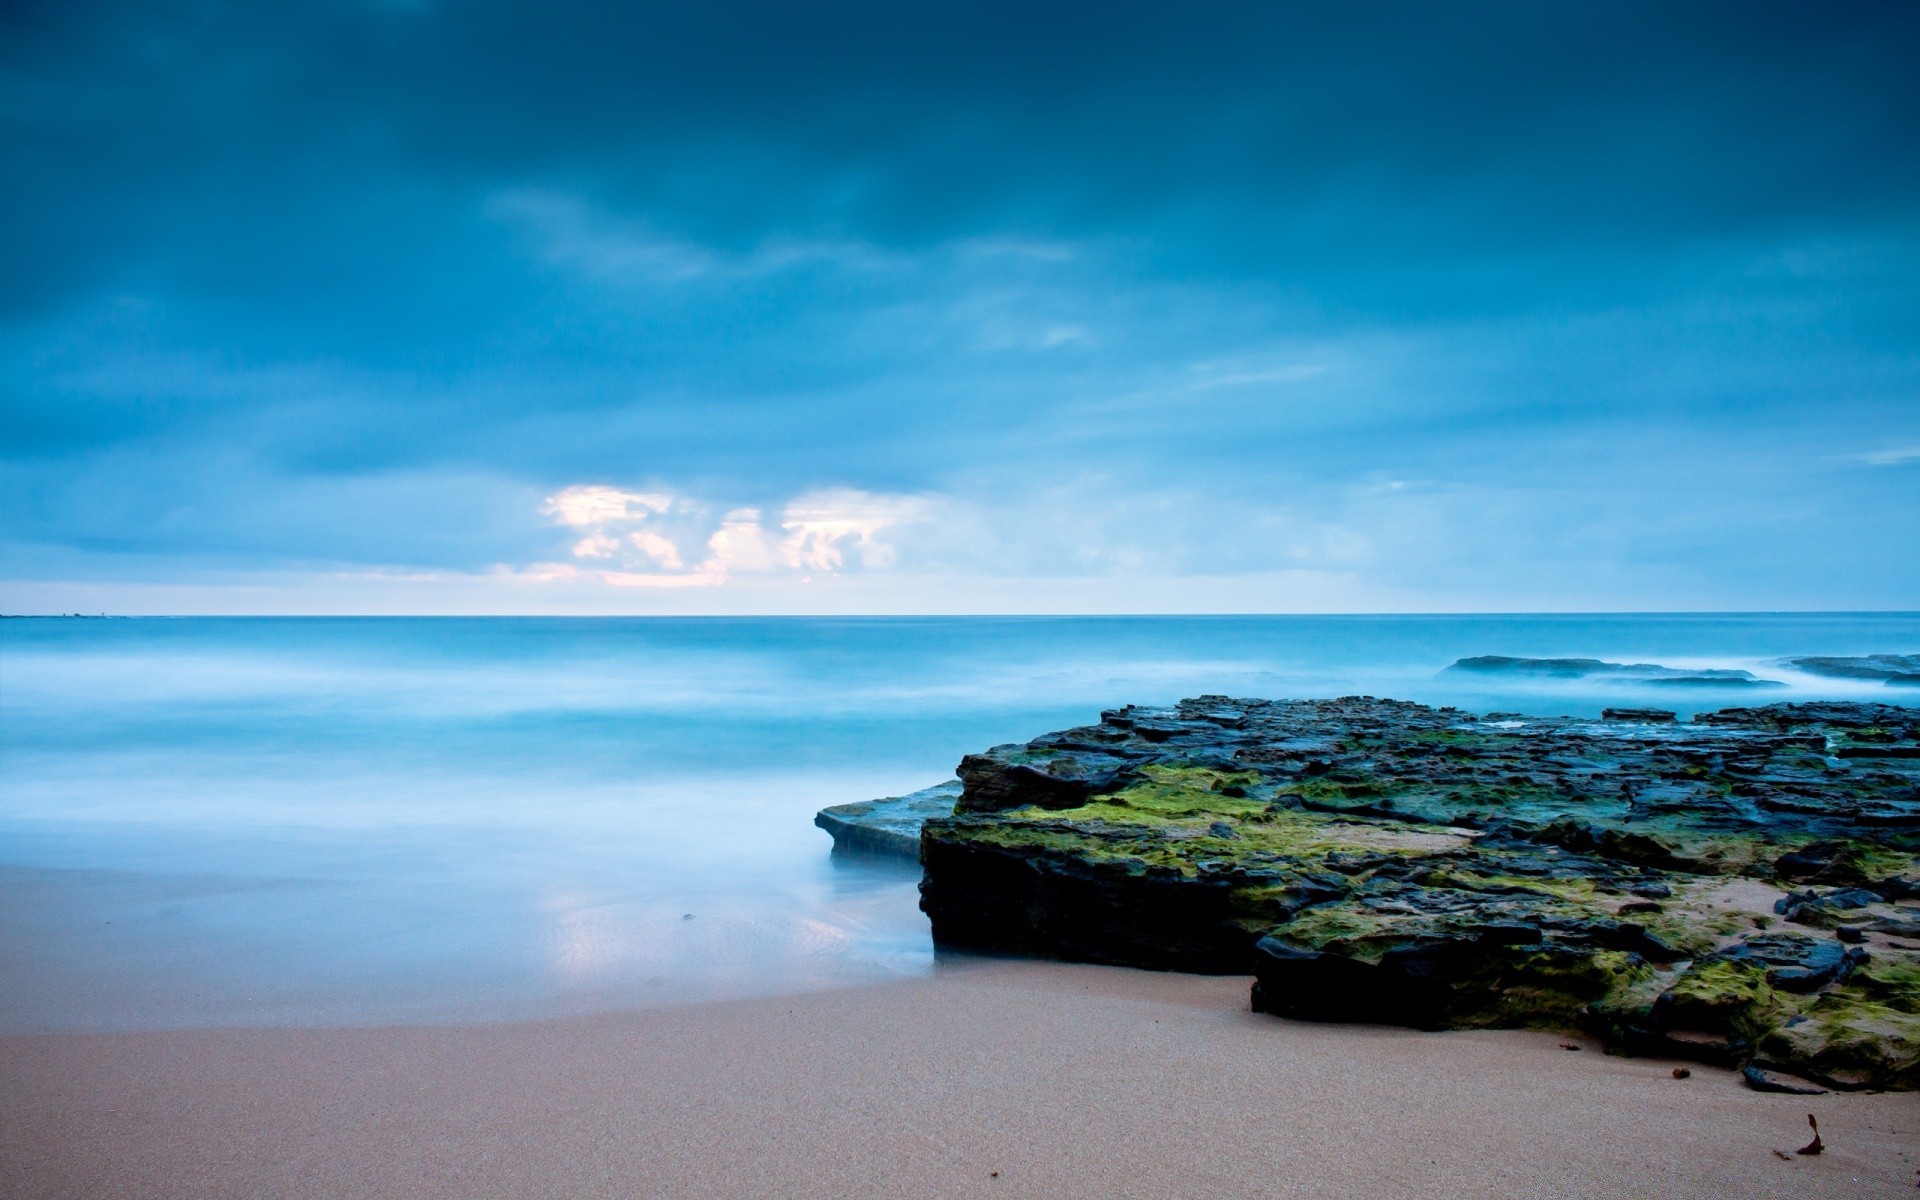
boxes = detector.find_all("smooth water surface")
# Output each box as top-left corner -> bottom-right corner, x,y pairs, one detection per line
4,614 -> 1918,1032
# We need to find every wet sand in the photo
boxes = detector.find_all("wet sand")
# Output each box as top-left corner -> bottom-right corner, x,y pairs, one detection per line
3,959 -> 1915,1199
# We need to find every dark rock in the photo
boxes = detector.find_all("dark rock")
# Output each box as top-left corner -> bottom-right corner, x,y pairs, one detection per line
1778,886 -> 1883,926
1535,819 -> 1680,867
916,694 -> 1920,1088
1774,841 -> 1872,886
956,751 -> 1139,812
1449,656 -> 1618,678
1250,928 -> 1620,1030
1773,889 -> 1817,916
1712,932 -> 1866,992
918,822 -> 1259,972
1875,875 -> 1920,900
1602,708 -> 1677,722
1777,654 -> 1920,683
814,780 -> 963,859
1449,657 -> 1779,686
1698,700 -> 1916,737
1741,1063 -> 1828,1094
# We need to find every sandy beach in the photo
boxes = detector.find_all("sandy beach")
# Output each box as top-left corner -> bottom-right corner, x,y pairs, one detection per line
3,958 -> 1914,1199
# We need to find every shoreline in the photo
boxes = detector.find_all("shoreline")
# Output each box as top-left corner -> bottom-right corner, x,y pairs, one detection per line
4,959 -> 1914,1199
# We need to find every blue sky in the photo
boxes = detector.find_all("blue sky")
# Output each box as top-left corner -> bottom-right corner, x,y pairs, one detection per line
3,0 -> 1917,613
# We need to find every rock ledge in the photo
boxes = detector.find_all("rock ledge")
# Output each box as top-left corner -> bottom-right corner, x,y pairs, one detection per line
913,696 -> 1920,1089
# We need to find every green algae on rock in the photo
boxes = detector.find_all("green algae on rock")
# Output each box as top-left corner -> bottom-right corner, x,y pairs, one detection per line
912,696 -> 1920,1089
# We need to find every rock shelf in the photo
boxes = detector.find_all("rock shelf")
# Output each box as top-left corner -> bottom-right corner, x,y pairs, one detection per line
885,696 -> 1920,1090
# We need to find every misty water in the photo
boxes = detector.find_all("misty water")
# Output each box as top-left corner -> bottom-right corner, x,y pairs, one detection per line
3,613 -> 1917,1032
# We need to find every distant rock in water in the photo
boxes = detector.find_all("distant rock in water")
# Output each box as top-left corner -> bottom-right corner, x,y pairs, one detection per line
815,780 -> 962,859
1778,654 -> 1920,687
1446,655 -> 1784,687
907,695 -> 1920,1090
1600,707 -> 1677,722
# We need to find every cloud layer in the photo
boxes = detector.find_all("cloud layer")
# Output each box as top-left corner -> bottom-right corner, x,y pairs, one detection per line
1,1 -> 1917,612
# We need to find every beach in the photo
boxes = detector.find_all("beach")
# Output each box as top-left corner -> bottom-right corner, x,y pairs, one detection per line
4,959 -> 1913,1199
9,0 -> 1920,1192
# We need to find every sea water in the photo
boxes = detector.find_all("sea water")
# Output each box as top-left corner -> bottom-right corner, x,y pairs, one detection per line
3,613 -> 1917,1031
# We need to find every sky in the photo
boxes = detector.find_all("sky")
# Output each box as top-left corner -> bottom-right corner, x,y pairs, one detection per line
2,0 -> 1917,614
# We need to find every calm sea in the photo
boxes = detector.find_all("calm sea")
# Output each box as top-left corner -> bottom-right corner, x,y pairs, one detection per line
3,614 -> 1917,1031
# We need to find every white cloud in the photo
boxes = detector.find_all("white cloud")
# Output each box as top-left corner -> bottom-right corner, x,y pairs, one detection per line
1859,444 -> 1920,466
705,508 -> 784,574
501,562 -> 726,589
780,488 -> 932,571
537,485 -> 932,587
571,533 -> 621,558
543,485 -> 674,527
629,530 -> 685,570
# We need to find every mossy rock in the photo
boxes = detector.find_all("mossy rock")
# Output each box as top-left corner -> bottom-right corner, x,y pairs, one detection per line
903,695 -> 1920,1088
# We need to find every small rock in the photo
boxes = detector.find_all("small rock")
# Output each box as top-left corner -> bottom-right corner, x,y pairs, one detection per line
1774,841 -> 1870,886
1836,926 -> 1867,944
1742,1064 -> 1828,1095
1774,888 -> 1818,916
1671,1067 -> 1691,1079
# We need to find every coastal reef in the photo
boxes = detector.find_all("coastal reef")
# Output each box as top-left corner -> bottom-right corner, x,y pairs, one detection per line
907,696 -> 1920,1090
1778,655 -> 1920,688
1446,655 -> 1783,687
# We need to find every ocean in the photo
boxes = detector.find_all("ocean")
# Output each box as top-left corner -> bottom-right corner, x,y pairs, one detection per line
3,613 -> 1916,1032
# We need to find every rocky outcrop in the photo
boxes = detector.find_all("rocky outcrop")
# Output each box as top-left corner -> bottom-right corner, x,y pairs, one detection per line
1777,654 -> 1920,687
916,696 -> 1920,1089
815,781 -> 962,858
1446,655 -> 1783,687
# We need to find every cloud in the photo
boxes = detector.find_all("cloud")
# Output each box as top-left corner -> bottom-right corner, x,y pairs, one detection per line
536,484 -> 932,586
628,529 -> 685,569
779,489 -> 932,571
488,189 -> 894,286
2,2 -> 1918,612
542,485 -> 675,527
704,508 -> 784,574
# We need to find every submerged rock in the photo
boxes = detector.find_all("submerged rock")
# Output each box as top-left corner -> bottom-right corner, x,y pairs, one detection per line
914,695 -> 1920,1088
1778,654 -> 1920,686
815,781 -> 962,859
1446,656 -> 1784,687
